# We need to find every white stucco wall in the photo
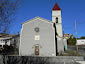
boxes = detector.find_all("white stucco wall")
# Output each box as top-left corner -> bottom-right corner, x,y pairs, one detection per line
52,10 -> 63,37
77,39 -> 85,45
19,17 -> 56,56
52,11 -> 61,23
57,37 -> 64,53
63,38 -> 67,50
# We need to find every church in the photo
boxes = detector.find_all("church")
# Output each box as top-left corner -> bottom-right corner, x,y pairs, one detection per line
19,3 -> 67,56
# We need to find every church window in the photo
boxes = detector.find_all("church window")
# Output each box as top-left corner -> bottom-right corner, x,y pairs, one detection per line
35,35 -> 40,40
35,27 -> 39,32
56,17 -> 58,23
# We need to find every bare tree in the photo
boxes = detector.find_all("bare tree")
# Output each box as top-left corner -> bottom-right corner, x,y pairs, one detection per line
0,0 -> 20,34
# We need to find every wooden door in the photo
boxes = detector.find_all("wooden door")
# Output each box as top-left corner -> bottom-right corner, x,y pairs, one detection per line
35,46 -> 39,55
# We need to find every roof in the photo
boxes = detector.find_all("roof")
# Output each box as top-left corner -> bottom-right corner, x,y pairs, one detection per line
0,34 -> 19,40
22,16 -> 53,25
5,35 -> 19,37
64,34 -> 73,36
0,33 -> 19,38
64,34 -> 69,35
52,3 -> 61,10
0,33 -> 9,37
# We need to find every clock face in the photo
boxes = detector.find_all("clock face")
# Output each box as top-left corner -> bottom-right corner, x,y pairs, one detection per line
35,27 -> 39,32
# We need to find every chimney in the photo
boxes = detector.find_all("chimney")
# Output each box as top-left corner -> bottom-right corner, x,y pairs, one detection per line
17,32 -> 19,35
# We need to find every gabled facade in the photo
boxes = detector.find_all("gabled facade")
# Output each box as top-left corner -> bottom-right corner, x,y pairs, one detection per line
19,17 -> 56,56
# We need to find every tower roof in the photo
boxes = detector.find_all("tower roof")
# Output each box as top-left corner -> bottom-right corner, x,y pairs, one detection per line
52,3 -> 61,10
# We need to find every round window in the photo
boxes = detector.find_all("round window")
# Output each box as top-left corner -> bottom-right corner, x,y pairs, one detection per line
35,27 -> 39,32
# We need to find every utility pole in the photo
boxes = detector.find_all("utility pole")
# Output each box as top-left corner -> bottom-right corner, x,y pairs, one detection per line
75,21 -> 78,53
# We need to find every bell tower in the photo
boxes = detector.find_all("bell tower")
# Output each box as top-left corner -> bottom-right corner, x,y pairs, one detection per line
52,3 -> 63,37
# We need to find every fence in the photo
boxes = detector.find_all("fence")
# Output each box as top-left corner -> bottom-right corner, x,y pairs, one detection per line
68,45 -> 85,56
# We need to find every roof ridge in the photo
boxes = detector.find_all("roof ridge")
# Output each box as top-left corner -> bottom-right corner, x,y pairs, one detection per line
22,16 -> 53,24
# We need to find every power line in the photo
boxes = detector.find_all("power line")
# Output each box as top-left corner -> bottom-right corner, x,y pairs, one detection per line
77,20 -> 85,25
63,24 -> 75,29
63,26 -> 75,34
64,28 -> 73,30
73,0 -> 85,24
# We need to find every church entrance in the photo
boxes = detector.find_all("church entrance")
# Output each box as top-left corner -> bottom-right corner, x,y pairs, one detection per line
34,46 -> 39,55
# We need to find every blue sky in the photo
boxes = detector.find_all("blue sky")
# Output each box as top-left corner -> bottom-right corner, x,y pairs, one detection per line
10,0 -> 85,38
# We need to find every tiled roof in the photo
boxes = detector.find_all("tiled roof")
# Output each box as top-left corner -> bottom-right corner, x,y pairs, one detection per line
52,3 -> 61,10
0,34 -> 19,37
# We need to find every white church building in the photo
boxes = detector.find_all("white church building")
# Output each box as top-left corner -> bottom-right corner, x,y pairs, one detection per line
19,3 -> 67,56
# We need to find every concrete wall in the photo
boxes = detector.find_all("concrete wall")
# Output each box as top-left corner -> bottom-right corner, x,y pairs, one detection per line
57,37 -> 64,53
57,37 -> 67,53
0,55 -> 3,64
63,38 -> 67,50
2,56 -> 84,64
20,17 -> 56,56
0,55 -> 84,64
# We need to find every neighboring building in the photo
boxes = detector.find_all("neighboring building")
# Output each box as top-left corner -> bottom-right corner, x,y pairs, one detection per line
0,33 -> 20,50
19,3 -> 67,56
64,34 -> 73,39
77,39 -> 85,45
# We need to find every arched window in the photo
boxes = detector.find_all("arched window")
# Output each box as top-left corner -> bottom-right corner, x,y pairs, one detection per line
56,17 -> 58,23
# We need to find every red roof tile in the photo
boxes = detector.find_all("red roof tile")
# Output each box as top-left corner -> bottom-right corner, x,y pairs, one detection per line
52,3 -> 61,10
